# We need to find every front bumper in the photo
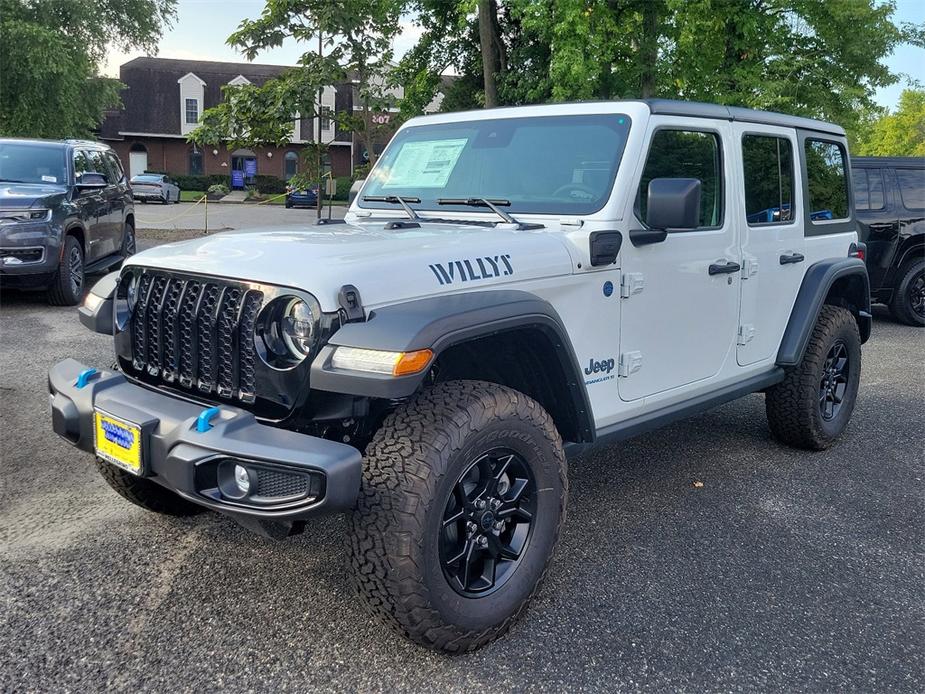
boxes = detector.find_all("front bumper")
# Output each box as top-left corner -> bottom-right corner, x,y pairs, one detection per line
0,220 -> 59,281
48,358 -> 362,524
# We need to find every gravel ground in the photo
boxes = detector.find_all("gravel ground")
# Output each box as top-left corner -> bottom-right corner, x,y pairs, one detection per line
1,260 -> 923,692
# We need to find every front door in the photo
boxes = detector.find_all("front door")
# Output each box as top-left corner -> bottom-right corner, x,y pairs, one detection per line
734,124 -> 806,366
230,155 -> 257,189
129,149 -> 147,179
618,121 -> 741,402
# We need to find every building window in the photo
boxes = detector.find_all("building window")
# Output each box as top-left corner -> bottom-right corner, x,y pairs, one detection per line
189,146 -> 204,176
284,151 -> 299,179
637,129 -> 723,228
320,106 -> 331,131
742,135 -> 794,224
805,139 -> 849,221
185,98 -> 199,124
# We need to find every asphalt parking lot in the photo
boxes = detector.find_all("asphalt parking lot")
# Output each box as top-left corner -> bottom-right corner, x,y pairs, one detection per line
1,240 -> 923,692
132,200 -> 347,232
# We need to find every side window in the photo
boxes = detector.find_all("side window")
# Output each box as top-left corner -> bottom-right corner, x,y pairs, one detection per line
84,150 -> 112,183
104,152 -> 125,183
638,129 -> 722,228
805,139 -> 849,221
72,150 -> 91,182
896,168 -> 925,210
853,169 -> 885,212
742,134 -> 794,224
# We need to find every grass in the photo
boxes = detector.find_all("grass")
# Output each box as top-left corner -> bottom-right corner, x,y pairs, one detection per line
179,190 -> 206,202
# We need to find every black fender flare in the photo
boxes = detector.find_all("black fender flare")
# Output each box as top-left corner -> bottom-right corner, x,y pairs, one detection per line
310,290 -> 594,439
776,257 -> 871,367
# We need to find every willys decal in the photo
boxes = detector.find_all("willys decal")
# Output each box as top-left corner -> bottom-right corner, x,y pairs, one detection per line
429,255 -> 513,286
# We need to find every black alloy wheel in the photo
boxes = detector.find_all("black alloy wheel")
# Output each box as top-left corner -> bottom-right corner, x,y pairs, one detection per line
910,272 -> 925,320
818,340 -> 849,421
440,448 -> 537,597
67,243 -> 83,295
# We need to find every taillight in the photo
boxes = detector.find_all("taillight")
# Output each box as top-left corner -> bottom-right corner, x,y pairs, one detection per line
849,242 -> 866,260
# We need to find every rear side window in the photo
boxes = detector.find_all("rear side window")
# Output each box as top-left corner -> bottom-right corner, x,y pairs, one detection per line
805,140 -> 849,221
638,129 -> 722,228
105,152 -> 125,183
852,169 -> 885,211
896,168 -> 924,210
743,135 -> 794,224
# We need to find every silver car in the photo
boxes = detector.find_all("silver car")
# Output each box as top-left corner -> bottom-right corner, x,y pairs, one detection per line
130,173 -> 180,204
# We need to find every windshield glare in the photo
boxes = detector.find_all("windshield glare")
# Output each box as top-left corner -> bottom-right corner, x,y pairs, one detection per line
0,143 -> 67,185
360,114 -> 631,216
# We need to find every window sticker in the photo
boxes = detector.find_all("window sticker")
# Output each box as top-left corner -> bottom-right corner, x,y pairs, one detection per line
382,138 -> 467,189
41,175 -> 57,183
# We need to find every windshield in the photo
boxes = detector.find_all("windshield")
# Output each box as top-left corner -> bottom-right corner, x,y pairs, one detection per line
131,174 -> 163,183
0,142 -> 67,185
359,114 -> 631,216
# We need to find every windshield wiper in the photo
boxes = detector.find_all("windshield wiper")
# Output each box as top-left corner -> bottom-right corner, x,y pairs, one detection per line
436,198 -> 543,230
363,195 -> 422,221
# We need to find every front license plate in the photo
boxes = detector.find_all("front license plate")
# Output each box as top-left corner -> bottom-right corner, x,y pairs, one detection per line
94,410 -> 143,475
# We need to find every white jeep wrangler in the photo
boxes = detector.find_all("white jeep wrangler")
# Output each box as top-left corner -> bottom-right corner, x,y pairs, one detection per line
50,100 -> 871,652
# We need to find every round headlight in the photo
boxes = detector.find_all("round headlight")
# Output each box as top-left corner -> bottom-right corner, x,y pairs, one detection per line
281,298 -> 314,357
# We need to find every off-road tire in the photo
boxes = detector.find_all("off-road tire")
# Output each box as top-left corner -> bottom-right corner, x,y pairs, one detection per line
765,305 -> 861,450
47,235 -> 84,306
121,220 -> 136,258
349,380 -> 567,652
889,258 -> 925,327
95,458 -> 205,516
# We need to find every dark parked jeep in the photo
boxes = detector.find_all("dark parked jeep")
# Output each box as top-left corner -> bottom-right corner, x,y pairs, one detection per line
852,156 -> 925,326
0,139 -> 136,305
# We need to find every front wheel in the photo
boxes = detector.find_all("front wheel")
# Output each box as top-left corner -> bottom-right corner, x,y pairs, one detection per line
96,459 -> 205,516
890,258 -> 925,327
349,381 -> 567,652
121,220 -> 136,258
47,235 -> 84,306
765,305 -> 861,450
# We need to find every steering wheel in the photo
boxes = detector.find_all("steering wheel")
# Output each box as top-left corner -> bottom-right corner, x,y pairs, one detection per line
552,182 -> 597,200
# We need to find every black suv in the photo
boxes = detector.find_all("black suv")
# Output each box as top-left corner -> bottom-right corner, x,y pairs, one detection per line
852,156 -> 924,326
0,139 -> 135,305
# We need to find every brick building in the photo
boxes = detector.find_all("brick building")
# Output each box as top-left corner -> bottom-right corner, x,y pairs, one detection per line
99,57 -> 425,187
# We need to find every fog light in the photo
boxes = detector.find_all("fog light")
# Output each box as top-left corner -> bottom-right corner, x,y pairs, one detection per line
234,464 -> 251,494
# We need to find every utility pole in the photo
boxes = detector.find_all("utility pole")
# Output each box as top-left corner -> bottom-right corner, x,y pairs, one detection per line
316,31 -> 323,221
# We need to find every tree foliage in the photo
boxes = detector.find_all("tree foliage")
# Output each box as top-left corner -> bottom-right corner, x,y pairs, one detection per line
0,0 -> 176,138
191,0 -> 404,182
854,89 -> 925,157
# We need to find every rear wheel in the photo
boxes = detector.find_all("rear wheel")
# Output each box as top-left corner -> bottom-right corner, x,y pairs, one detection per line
96,459 -> 205,516
889,258 -> 925,327
765,305 -> 861,450
349,381 -> 567,652
47,235 -> 84,306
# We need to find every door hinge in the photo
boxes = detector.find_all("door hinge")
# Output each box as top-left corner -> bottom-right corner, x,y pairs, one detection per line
742,257 -> 759,278
620,272 -> 645,298
737,324 -> 756,345
618,351 -> 643,377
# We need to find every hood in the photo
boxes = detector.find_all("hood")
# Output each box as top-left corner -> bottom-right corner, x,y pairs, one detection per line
0,182 -> 68,209
126,221 -> 573,311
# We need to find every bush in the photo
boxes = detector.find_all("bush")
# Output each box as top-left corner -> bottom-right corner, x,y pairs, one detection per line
253,175 -> 288,195
207,183 -> 229,196
173,174 -> 226,191
334,176 -> 352,200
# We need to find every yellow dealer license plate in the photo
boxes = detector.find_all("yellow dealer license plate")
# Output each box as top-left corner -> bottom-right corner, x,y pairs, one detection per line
94,410 -> 143,475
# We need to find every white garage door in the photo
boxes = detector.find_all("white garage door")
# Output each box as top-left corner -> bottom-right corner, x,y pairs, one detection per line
129,151 -> 148,179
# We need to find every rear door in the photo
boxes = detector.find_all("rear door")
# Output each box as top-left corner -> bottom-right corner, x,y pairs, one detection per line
734,124 -> 805,366
618,120 -> 741,401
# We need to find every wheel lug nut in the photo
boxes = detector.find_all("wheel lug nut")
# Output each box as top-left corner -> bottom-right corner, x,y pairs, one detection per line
475,499 -> 487,510
490,498 -> 501,510
477,536 -> 488,547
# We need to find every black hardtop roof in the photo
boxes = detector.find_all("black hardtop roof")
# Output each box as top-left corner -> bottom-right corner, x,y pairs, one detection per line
643,99 -> 846,136
851,156 -> 925,168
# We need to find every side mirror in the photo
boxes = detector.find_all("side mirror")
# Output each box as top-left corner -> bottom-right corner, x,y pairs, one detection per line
76,172 -> 107,191
630,178 -> 701,246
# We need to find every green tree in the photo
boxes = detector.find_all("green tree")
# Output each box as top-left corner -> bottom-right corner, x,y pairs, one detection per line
0,0 -> 176,138
855,89 -> 925,156
191,0 -> 404,176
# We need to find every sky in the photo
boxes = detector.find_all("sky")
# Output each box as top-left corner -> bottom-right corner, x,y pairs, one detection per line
104,0 -> 925,110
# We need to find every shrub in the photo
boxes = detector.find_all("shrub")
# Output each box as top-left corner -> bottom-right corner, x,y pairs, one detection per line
334,176 -> 352,200
207,183 -> 229,196
253,175 -> 288,195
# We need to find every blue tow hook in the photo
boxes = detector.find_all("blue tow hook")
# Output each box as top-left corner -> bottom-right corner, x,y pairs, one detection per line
196,406 -> 221,433
75,368 -> 98,389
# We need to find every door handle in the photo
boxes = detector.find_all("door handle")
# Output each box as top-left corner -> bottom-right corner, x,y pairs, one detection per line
708,260 -> 741,275
779,252 -> 805,265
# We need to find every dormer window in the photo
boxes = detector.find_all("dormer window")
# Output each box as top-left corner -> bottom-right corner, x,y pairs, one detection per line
185,98 -> 199,124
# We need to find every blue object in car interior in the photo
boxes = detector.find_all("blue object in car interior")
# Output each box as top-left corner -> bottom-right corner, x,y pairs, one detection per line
75,368 -> 97,389
196,406 -> 221,433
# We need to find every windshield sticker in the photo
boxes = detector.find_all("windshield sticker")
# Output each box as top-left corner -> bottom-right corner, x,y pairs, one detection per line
41,175 -> 57,183
383,138 -> 467,189
429,254 -> 513,286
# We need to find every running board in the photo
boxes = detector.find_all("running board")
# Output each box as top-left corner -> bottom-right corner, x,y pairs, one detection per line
84,253 -> 124,275
565,369 -> 785,458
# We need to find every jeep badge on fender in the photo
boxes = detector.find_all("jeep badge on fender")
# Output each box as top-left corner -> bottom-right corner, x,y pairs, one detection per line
49,100 -> 870,653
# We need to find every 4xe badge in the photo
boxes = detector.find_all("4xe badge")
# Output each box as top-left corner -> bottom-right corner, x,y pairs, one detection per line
429,254 -> 513,286
584,357 -> 616,386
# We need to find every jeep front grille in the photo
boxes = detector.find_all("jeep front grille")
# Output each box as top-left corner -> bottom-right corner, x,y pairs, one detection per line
127,271 -> 264,403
